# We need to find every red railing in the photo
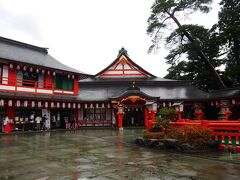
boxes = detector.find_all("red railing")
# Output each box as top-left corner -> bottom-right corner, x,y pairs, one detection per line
170,119 -> 240,152
0,76 -> 74,95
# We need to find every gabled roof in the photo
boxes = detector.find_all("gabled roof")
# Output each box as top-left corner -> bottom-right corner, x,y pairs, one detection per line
0,36 -> 88,75
95,48 -> 156,78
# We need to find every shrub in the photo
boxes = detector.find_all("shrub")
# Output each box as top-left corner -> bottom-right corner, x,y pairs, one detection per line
143,130 -> 165,139
167,125 -> 214,149
156,108 -> 178,129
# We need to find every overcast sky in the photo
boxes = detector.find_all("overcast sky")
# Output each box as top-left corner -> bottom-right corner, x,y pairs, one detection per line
0,0 -> 221,77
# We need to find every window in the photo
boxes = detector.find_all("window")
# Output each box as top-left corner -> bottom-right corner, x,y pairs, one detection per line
22,72 -> 38,87
83,108 -> 106,121
52,75 -> 73,91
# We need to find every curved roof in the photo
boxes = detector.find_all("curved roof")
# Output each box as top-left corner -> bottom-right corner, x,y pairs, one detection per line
0,36 -> 88,75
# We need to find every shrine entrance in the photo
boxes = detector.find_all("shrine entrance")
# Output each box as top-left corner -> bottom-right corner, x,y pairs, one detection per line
123,108 -> 144,127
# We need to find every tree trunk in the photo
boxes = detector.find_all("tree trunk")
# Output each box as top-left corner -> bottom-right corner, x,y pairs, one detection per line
168,13 -> 226,89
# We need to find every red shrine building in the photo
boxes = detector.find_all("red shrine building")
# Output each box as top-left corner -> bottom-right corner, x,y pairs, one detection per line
0,36 -> 240,133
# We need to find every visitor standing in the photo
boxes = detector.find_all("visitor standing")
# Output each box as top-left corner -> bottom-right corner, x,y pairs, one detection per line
41,114 -> 47,131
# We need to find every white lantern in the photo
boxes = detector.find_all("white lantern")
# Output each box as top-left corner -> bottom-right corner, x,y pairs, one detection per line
45,102 -> 48,108
31,101 -> 35,108
96,103 -> 99,108
53,72 -> 56,76
107,103 -> 111,108
168,102 -> 172,107
163,102 -> 166,107
23,66 -> 27,71
73,103 -> 76,109
232,99 -> 236,105
90,104 -> 93,108
30,67 -> 33,72
180,104 -> 184,112
211,101 -> 214,106
9,64 -> 13,69
38,101 -> 42,107
8,100 -> 13,107
68,103 -> 71,108
17,65 -> 21,70
36,69 -> 39,73
78,104 -> 81,109
42,69 -> 45,74
0,99 -> 4,106
47,71 -> 50,75
57,102 -> 60,108
101,103 -> 105,108
51,102 -> 54,108
62,102 -> 66,108
72,75 -> 75,79
68,74 -> 71,78
216,101 -> 219,106
84,104 -> 88,109
24,100 -> 28,107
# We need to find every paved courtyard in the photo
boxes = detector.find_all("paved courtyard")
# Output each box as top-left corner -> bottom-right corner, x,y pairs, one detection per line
0,129 -> 240,180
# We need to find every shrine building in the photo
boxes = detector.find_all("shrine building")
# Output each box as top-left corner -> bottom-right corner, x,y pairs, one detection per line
0,36 -> 240,131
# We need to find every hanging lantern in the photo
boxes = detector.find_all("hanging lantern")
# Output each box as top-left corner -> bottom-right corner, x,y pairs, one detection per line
8,100 -> 13,107
9,64 -> 14,69
53,72 -> 56,76
17,65 -> 21,70
211,101 -> 214,106
232,99 -> 236,105
168,102 -> 172,107
30,67 -> 33,72
38,101 -> 42,108
107,103 -> 111,108
16,100 -> 21,107
36,69 -> 39,73
163,102 -> 166,107
31,101 -> 35,108
68,103 -> 71,108
23,66 -> 27,71
42,69 -> 45,74
24,100 -> 28,107
57,102 -> 60,108
62,102 -> 66,108
216,101 -> 219,106
0,99 -> 4,106
84,104 -> 88,109
101,103 -> 105,108
73,103 -> 76,109
45,102 -> 48,108
68,74 -> 71,79
72,75 -> 75,79
78,104 -> 81,109
47,70 -> 50,75
51,102 -> 55,108
96,103 -> 99,108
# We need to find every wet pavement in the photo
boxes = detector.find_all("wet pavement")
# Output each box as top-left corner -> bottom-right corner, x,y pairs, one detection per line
0,129 -> 240,180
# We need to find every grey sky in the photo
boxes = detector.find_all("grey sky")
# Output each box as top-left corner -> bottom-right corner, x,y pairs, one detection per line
0,0 -> 220,77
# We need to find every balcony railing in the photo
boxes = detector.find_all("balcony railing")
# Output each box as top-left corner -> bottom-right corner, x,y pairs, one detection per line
0,76 -> 74,95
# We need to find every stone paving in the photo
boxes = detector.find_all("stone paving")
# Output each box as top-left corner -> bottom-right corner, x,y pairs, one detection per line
0,129 -> 240,180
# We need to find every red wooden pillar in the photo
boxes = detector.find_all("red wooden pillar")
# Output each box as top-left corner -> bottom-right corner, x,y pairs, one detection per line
8,67 -> 16,86
74,108 -> 79,129
45,74 -> 52,89
6,106 -> 14,132
117,112 -> 124,130
74,77 -> 79,95
144,107 -> 149,128
148,110 -> 157,131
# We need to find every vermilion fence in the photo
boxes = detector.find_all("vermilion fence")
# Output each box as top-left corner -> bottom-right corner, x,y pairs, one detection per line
170,119 -> 240,152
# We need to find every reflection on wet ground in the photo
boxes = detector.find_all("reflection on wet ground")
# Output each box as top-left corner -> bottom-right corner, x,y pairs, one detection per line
0,129 -> 240,180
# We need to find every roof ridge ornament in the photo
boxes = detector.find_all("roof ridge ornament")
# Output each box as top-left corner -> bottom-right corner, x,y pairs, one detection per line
118,47 -> 128,56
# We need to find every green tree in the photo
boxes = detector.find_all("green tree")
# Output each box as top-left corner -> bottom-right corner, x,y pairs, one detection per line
164,25 -> 224,90
147,0 -> 226,89
218,0 -> 240,86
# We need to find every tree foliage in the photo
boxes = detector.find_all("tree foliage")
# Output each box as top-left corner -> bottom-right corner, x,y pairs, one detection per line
147,0 -> 226,89
218,0 -> 240,86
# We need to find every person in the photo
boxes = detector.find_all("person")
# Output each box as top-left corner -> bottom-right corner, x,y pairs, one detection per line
3,116 -> 11,133
29,112 -> 35,131
41,114 -> 47,131
36,116 -> 41,131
